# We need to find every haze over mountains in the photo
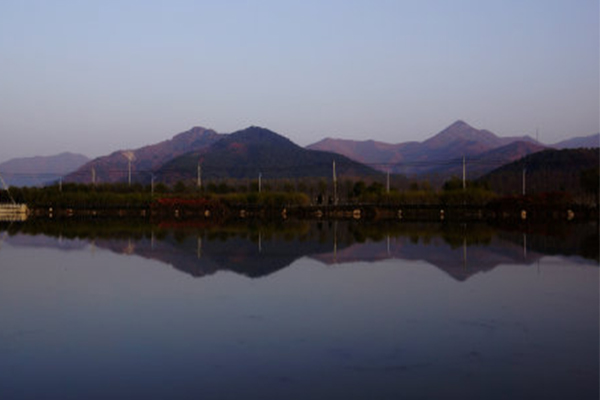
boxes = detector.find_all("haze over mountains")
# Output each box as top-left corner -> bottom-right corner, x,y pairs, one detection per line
553,134 -> 600,149
2,120 -> 598,187
0,152 -> 89,187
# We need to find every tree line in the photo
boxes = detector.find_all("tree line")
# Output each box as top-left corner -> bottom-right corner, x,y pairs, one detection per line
2,168 -> 597,210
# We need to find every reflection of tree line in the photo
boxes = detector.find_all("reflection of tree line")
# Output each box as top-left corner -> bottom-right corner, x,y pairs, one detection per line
0,218 -> 153,241
0,219 -> 494,245
493,222 -> 599,262
344,222 -> 495,248
1,219 -> 597,264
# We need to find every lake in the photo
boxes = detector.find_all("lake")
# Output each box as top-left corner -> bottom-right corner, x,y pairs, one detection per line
0,220 -> 598,400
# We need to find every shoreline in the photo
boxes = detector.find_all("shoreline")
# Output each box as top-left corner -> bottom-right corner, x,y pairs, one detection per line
23,203 -> 599,222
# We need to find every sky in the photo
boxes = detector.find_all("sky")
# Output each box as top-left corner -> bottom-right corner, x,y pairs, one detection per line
0,0 -> 598,162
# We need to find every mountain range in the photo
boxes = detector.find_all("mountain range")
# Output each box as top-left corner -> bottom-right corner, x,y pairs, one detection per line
155,126 -> 380,183
0,152 -> 89,187
2,121 -> 598,187
307,120 -> 597,178
63,126 -> 380,185
553,134 -> 600,149
65,127 -> 223,184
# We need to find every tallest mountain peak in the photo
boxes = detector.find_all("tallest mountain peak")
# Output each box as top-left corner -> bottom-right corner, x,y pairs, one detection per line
424,120 -> 500,149
447,120 -> 472,130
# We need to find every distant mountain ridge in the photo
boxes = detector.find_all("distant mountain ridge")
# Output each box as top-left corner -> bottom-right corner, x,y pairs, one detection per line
65,127 -> 223,183
307,120 -> 544,178
427,140 -> 547,180
552,133 -> 599,149
14,121 -> 597,187
421,120 -> 527,149
0,152 -> 89,187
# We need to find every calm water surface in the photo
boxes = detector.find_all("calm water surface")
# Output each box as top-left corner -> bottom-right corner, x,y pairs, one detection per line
0,221 -> 598,400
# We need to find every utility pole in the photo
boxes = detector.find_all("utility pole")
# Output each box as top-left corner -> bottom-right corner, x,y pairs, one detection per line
332,160 -> 338,205
522,167 -> 526,196
92,166 -> 96,185
386,169 -> 390,194
151,174 -> 155,197
59,177 -> 62,193
258,172 -> 262,193
462,156 -> 466,190
197,162 -> 202,189
0,173 -> 16,204
122,151 -> 135,186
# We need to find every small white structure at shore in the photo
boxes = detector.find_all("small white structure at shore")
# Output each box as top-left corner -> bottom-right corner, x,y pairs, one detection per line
0,203 -> 29,221
0,173 -> 29,221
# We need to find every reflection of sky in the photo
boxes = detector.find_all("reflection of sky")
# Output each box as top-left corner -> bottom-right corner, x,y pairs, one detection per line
0,240 -> 597,399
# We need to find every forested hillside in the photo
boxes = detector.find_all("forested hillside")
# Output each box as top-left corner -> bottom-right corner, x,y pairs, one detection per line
480,148 -> 599,201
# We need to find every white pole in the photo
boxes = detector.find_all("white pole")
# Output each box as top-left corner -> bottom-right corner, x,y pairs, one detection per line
151,174 -> 155,196
333,160 -> 337,205
197,162 -> 202,189
462,156 -> 466,190
386,169 -> 390,194
0,173 -> 16,204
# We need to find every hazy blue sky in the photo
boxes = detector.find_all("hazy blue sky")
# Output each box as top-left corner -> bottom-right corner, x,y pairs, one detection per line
1,0 -> 598,162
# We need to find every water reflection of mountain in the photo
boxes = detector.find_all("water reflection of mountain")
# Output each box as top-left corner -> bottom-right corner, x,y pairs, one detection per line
310,236 -> 543,281
0,233 -> 89,251
495,222 -> 600,263
95,233 -> 337,279
1,220 -> 597,281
